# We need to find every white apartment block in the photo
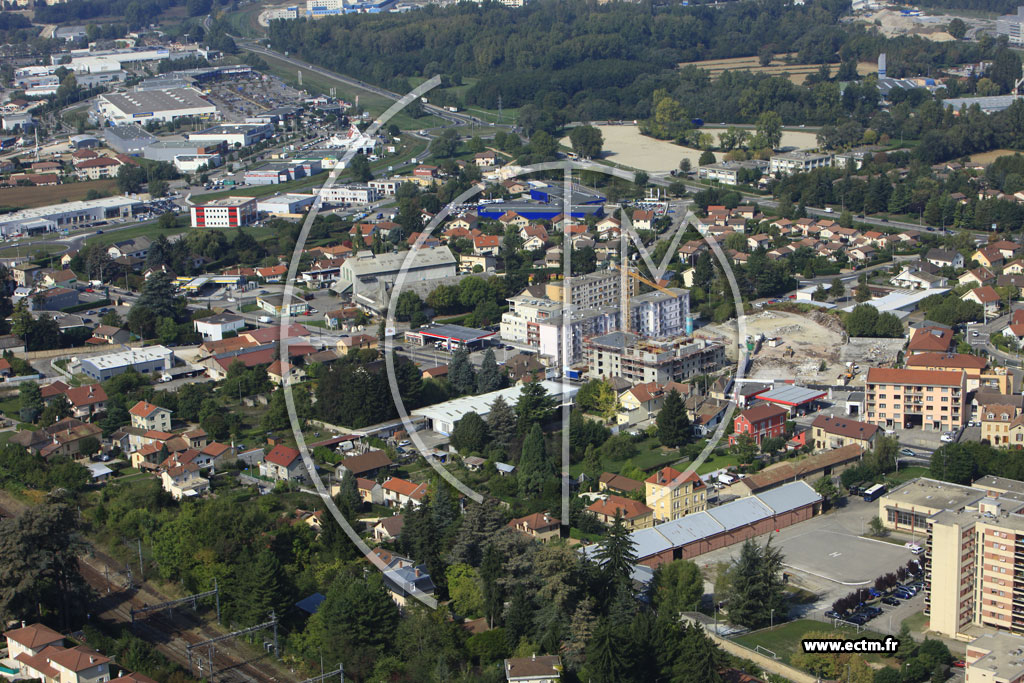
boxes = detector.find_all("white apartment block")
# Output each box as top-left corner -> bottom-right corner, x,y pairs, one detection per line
630,289 -> 689,338
319,185 -> 380,204
546,269 -> 632,309
500,293 -> 619,362
769,151 -> 834,176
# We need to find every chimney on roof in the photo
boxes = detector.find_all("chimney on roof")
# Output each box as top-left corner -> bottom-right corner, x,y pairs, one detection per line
415,568 -> 420,577
90,656 -> 95,664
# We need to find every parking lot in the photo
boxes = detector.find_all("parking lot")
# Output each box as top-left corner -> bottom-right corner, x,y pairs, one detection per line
775,529 -> 911,585
696,496 -> 927,626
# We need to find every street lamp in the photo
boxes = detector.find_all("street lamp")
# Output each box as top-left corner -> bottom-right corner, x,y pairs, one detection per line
770,608 -> 775,630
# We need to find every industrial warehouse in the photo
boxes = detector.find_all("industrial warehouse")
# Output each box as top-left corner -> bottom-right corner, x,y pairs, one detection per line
94,87 -> 219,125
0,196 -> 143,237
593,481 -> 823,568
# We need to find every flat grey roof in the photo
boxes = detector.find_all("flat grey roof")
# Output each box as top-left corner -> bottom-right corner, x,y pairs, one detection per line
343,246 -> 456,277
627,526 -> 674,558
756,481 -> 823,513
755,385 -> 827,406
655,511 -> 724,547
415,324 -> 494,342
883,477 -> 985,511
707,496 -> 774,531
101,88 -> 214,115
104,124 -> 157,142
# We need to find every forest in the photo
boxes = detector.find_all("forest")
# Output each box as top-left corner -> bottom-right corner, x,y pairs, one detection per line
267,0 -> 997,128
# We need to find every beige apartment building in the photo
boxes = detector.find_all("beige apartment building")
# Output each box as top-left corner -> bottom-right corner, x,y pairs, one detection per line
913,476 -> 1024,639
865,367 -> 967,432
645,466 -> 707,522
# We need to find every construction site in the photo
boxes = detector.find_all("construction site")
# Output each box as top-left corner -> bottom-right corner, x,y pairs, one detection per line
698,309 -> 849,384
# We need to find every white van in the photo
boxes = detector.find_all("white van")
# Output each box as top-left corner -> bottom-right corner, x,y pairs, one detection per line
258,316 -> 274,324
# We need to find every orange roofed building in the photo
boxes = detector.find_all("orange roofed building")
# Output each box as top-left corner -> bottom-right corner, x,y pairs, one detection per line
645,466 -> 707,522
865,367 -> 967,432
586,494 -> 654,530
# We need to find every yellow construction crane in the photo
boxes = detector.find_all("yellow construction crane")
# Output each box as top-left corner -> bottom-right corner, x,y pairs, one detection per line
610,263 -> 680,334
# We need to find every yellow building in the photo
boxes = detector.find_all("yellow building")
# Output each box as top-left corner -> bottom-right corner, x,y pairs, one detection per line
645,466 -> 707,523
981,404 -> 1022,446
586,494 -> 654,530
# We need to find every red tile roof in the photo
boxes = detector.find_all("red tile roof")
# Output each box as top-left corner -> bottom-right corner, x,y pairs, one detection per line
866,367 -> 965,387
3,623 -> 63,650
382,476 -> 428,500
129,400 -> 165,418
587,494 -> 652,520
908,326 -> 953,352
265,445 -> 300,468
66,383 -> 107,408
645,466 -> 702,487
905,352 -> 988,371
738,403 -> 789,424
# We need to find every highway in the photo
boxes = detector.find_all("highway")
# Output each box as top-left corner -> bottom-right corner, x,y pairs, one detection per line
236,40 -> 505,132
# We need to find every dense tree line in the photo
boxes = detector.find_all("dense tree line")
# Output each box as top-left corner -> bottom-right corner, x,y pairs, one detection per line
268,0 -> 1001,134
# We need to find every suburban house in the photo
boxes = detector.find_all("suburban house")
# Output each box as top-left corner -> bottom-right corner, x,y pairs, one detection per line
925,248 -> 963,269
194,313 -> 246,341
729,403 -> 789,445
504,655 -> 563,683
507,512 -> 561,542
586,494 -> 654,530
373,514 -> 404,542
336,450 -> 393,479
356,478 -> 385,506
598,472 -> 644,496
381,476 -> 428,508
259,444 -> 305,481
161,462 -> 210,500
4,623 -> 64,660
907,326 -> 954,354
961,285 -> 1002,315
129,401 -> 172,432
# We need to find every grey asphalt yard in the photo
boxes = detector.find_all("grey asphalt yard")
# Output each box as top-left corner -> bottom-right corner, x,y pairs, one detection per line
775,529 -> 911,584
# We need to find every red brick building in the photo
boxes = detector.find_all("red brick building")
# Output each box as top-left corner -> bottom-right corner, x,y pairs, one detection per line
729,403 -> 788,445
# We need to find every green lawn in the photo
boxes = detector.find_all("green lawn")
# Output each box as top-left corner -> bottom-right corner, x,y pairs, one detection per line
901,611 -> 930,635
0,396 -> 21,420
732,619 -> 893,666
0,242 -> 66,259
885,466 -> 930,486
83,222 -> 188,248
696,452 -> 741,475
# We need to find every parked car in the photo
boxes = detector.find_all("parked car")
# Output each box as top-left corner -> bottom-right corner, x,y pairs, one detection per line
867,588 -> 882,598
881,596 -> 901,606
862,606 -> 882,617
825,610 -> 843,620
892,589 -> 913,600
847,614 -> 868,625
900,448 -> 915,457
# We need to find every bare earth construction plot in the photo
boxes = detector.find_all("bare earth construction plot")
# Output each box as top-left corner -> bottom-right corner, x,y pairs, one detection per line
576,125 -> 820,174
679,54 -> 876,85
698,310 -> 847,383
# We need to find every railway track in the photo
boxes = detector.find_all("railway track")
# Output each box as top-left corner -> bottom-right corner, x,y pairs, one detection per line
78,553 -> 289,682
